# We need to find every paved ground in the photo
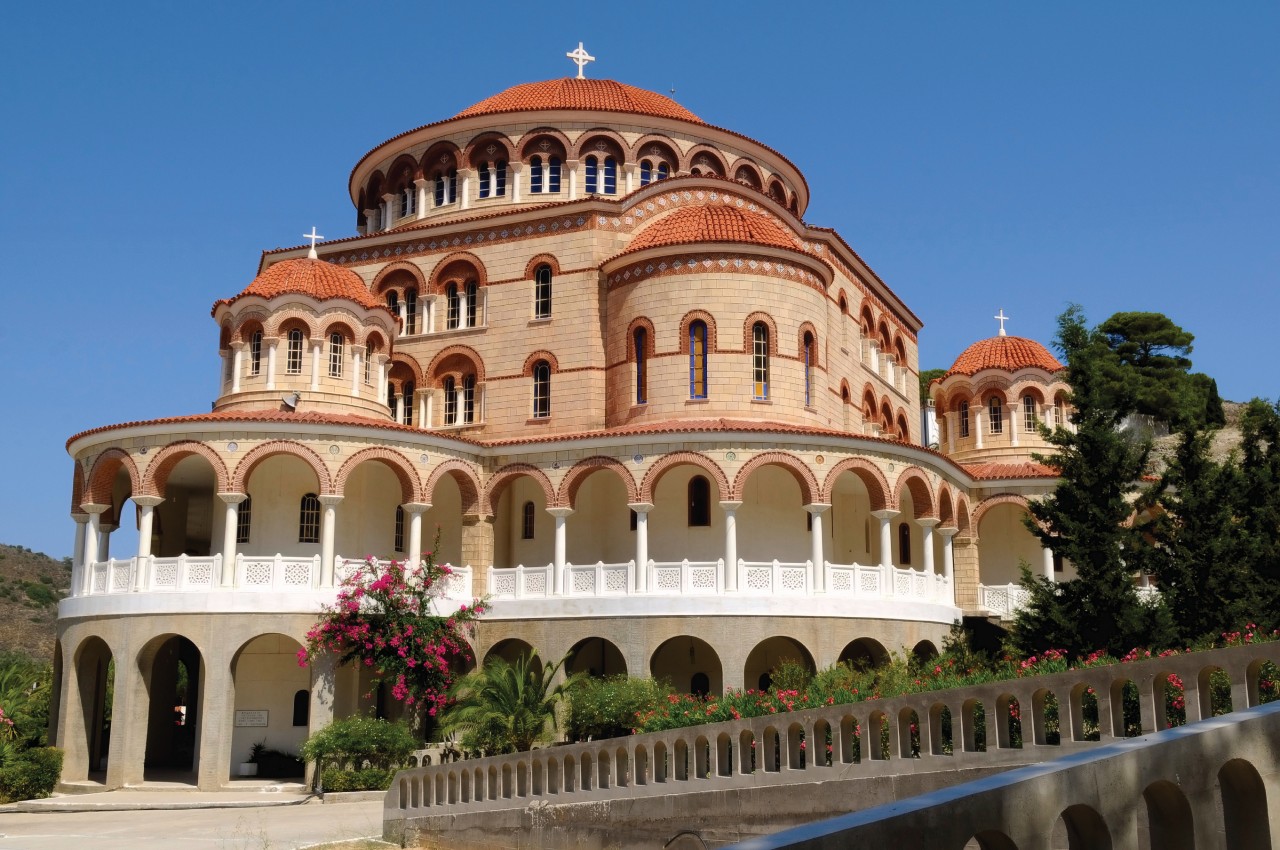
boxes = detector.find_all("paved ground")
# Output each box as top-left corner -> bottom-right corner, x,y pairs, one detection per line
0,795 -> 387,850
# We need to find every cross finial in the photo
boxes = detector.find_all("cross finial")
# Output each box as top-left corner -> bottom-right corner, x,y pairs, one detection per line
303,227 -> 324,259
566,42 -> 595,79
994,309 -> 1009,336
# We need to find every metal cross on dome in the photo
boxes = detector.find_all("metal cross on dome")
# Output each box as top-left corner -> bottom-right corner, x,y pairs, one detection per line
566,42 -> 595,79
995,309 -> 1010,336
303,227 -> 324,259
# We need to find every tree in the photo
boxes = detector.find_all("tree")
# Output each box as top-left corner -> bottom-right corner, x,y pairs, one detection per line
1097,311 -> 1221,429
440,651 -> 577,755
1237,399 -> 1280,624
918,367 -> 946,401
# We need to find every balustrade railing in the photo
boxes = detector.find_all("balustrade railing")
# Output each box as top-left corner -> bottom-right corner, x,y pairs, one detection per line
980,582 -> 1160,620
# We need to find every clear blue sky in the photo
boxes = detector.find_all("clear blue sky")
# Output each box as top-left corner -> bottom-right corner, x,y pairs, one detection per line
1,2 -> 1276,560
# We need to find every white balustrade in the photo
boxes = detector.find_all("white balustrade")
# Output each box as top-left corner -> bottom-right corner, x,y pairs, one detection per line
738,560 -> 811,594
978,582 -> 1032,619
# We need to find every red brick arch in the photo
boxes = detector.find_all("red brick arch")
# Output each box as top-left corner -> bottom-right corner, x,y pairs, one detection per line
523,350 -> 559,375
954,495 -> 974,538
798,322 -> 820,367
230,441 -> 332,494
85,449 -> 140,506
425,460 -> 482,516
679,310 -> 718,354
371,261 -> 427,296
742,312 -> 779,355
523,254 -> 562,279
731,451 -> 819,505
938,486 -> 956,527
574,128 -> 628,162
517,127 -> 573,160
334,447 -> 422,504
684,145 -> 727,176
70,461 -> 86,515
482,463 -> 555,515
462,131 -> 516,167
142,441 -> 231,497
387,353 -> 424,387
639,452 -> 729,504
556,456 -> 638,508
429,252 -> 488,293
893,467 -> 936,519
263,311 -> 319,339
973,493 -> 1033,532
629,134 -> 680,167
820,458 -> 890,511
427,344 -> 485,384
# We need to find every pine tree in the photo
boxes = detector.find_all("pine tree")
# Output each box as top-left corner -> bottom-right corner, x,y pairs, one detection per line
1238,400 -> 1280,626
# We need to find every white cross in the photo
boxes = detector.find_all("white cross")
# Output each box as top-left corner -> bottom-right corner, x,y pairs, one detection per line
995,309 -> 1009,336
303,227 -> 324,259
566,42 -> 595,79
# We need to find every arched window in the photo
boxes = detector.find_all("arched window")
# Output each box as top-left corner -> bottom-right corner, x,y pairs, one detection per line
248,327 -> 261,376
640,159 -> 652,185
463,374 -> 476,424
286,329 -> 304,374
494,160 -> 507,196
443,377 -> 457,425
394,505 -> 405,553
521,501 -> 535,539
634,327 -> 647,405
403,182 -> 416,217
298,493 -> 320,543
752,322 -> 769,400
530,156 -> 543,193
534,264 -> 552,319
402,381 -> 415,426
434,168 -> 457,206
690,672 -> 710,697
688,475 -> 711,526
1023,395 -> 1037,432
478,161 -> 491,199
328,333 -> 343,378
689,320 -> 708,399
898,523 -> 912,565
584,156 -> 599,194
989,396 -> 1003,434
803,331 -> 816,407
602,157 -> 617,194
445,283 -> 460,329
405,289 -> 418,335
532,360 -> 551,418
548,156 -> 561,192
386,290 -> 399,314
656,162 -> 669,180
959,401 -> 970,438
465,281 -> 478,327
292,690 -> 309,727
235,495 -> 252,544
1054,397 -> 1066,428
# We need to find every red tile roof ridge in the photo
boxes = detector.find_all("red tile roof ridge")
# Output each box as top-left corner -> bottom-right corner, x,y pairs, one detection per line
962,461 -> 1059,480
213,257 -> 390,315
945,335 -> 1065,378
455,79 -> 704,124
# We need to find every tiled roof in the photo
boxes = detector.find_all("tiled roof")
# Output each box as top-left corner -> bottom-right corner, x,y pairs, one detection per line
455,79 -> 702,124
946,336 -> 1064,378
212,258 -> 385,313
620,204 -> 806,256
964,461 -> 1058,480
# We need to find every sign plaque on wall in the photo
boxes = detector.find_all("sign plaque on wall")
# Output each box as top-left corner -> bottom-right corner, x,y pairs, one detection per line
234,710 -> 269,728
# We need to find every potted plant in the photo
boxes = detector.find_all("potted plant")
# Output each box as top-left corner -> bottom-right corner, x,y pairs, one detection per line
238,741 -> 265,777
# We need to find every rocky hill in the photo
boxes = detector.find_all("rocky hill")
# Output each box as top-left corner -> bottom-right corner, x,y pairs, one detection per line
1147,401 -> 1248,474
0,544 -> 70,661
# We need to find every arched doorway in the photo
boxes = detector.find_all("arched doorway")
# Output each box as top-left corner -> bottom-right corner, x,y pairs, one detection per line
71,636 -> 114,781
651,636 -> 722,696
229,634 -> 310,781
565,469 -> 632,566
484,638 -> 542,677
977,501 -> 1045,586
826,470 -> 878,565
154,454 -> 219,557
565,637 -> 627,678
744,636 -> 815,692
139,635 -> 203,783
838,637 -> 890,670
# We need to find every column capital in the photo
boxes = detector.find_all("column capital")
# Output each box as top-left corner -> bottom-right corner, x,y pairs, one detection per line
216,492 -> 248,506
546,506 -> 575,519
228,340 -> 246,351
937,526 -> 960,538
400,501 -> 431,515
627,502 -> 655,514
803,503 -> 832,515
133,495 -> 165,508
917,517 -> 941,528
870,509 -> 900,520
381,192 -> 397,203
718,500 -> 744,511
413,177 -> 430,188
80,503 -> 111,516
99,523 -> 118,534
318,494 -> 344,507
461,512 -> 496,524
71,512 -> 90,522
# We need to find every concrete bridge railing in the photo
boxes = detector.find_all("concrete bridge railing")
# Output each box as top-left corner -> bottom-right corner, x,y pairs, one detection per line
385,641 -> 1280,822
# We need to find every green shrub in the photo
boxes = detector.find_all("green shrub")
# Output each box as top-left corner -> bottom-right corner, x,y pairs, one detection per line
566,676 -> 673,742
319,766 -> 395,792
0,747 -> 63,802
301,715 -> 416,784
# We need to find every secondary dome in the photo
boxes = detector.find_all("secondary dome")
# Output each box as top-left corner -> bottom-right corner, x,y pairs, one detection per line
216,258 -> 383,311
624,204 -> 803,255
455,78 -> 703,125
946,335 -> 1064,377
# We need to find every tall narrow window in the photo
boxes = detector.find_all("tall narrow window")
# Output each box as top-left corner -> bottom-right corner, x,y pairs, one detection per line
249,331 -> 262,376
959,401 -> 970,438
394,505 -> 405,553
403,184 -> 416,216
1055,398 -> 1066,427
898,523 -> 912,565
463,374 -> 476,424
656,162 -> 670,180
689,321 -> 708,399
405,290 -> 418,335
287,329 -> 303,374
434,173 -> 445,206
585,156 -> 598,193
443,377 -> 457,425
465,281 -> 478,327
494,160 -> 507,196
534,265 -> 552,318
530,156 -> 543,193
298,493 -> 320,543
521,501 -> 535,539
328,333 -> 343,378
803,332 -> 815,407
688,476 -> 711,527
236,495 -> 252,544
1023,395 -> 1037,432
548,156 -> 561,192
640,160 -> 652,185
634,327 -> 647,404
364,349 -> 371,384
446,283 -> 460,329
989,397 -> 1003,434
478,162 -> 491,199
292,690 -> 309,727
402,381 -> 415,426
602,157 -> 617,194
532,360 -> 551,418
752,322 -> 769,400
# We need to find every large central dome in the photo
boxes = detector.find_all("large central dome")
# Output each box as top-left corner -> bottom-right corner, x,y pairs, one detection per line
455,78 -> 703,124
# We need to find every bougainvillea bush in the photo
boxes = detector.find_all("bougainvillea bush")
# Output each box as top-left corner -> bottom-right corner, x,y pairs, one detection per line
299,548 -> 485,720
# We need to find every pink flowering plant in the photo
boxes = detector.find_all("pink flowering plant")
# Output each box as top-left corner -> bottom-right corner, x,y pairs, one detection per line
299,545 -> 486,719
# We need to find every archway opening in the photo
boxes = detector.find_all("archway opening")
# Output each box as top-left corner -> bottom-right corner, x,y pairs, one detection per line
565,637 -> 627,679
650,636 -> 722,697
838,637 -> 889,670
743,636 -> 815,692
72,637 -> 114,782
484,639 -> 542,679
229,633 -> 309,781
155,454 -> 218,557
565,469 -> 633,566
1219,758 -> 1271,850
141,635 -> 203,783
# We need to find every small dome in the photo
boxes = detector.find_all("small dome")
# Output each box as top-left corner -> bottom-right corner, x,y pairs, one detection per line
945,335 -> 1064,377
215,258 -> 382,312
624,205 -> 803,255
455,78 -> 703,125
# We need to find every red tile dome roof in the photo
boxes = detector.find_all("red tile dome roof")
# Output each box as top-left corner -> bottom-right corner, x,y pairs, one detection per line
623,204 -> 804,255
215,258 -> 383,312
946,335 -> 1064,377
455,79 -> 703,124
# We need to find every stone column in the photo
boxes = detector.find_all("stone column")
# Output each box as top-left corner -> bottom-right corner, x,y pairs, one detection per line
460,513 -> 495,597
871,509 -> 898,569
804,503 -> 831,593
414,178 -> 429,220
305,653 -> 337,788
70,513 -> 88,596
459,170 -> 472,210
364,207 -> 380,233
418,389 -> 428,430
229,341 -> 245,393
547,507 -> 574,595
952,536 -> 980,611
318,495 -> 343,588
105,646 -> 144,788
939,527 -> 958,583
350,348 -> 363,396
98,523 -> 116,562
509,161 -> 523,203
720,500 -> 742,592
266,340 -> 278,390
80,504 -> 109,594
376,355 -> 388,401
623,162 -> 637,194
382,192 -> 397,229
628,502 -> 654,592
310,340 -> 322,390
133,495 -> 164,591
196,643 -> 235,790
1042,547 -> 1055,582
1010,407 -> 1020,447
946,412 -> 956,454
402,502 -> 429,569
919,517 -> 939,575
973,409 -> 985,450
218,493 -> 248,587
567,159 -> 580,199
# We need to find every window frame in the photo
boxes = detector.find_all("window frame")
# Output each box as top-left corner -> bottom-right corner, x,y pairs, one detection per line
443,376 -> 457,425
752,322 -> 769,400
532,360 -> 551,418
687,475 -> 712,527
249,331 -> 262,376
1023,395 -> 1037,432
286,329 -> 304,374
689,320 -> 708,399
521,501 -> 535,540
328,333 -> 343,378
989,396 -> 1003,434
959,401 -> 970,438
393,505 -> 405,553
235,495 -> 252,544
298,493 -> 321,544
533,264 -> 552,319
634,326 -> 647,405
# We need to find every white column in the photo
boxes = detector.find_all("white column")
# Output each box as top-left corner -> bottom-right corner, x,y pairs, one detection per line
425,389 -> 434,428
1043,547 -> 1056,582
720,500 -> 742,593
872,509 -> 899,569
81,505 -> 108,593
390,393 -> 400,424
376,356 -> 387,401
946,412 -> 956,454
350,348 -> 363,396
939,527 -> 958,602
453,386 -> 464,423
98,524 -> 115,562
919,517 -> 939,575
364,207 -> 380,233
382,192 -> 397,229
1010,407 -> 1020,446
418,391 -> 427,430
973,409 -> 985,450
218,493 -> 247,587
414,178 -> 429,220
628,502 -> 653,593
459,171 -> 471,210
310,341 -> 322,390
266,341 -> 278,390
397,300 -> 408,334
547,508 -> 573,595
403,503 -> 429,568
134,496 -> 163,560
509,162 -> 523,203
567,160 -> 579,199
230,342 -> 244,393
70,513 -> 88,597
804,504 -> 831,593
624,163 -> 636,194
318,495 -> 343,588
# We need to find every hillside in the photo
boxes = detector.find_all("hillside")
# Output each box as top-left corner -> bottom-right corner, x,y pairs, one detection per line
0,544 -> 71,661
1147,400 -> 1248,473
